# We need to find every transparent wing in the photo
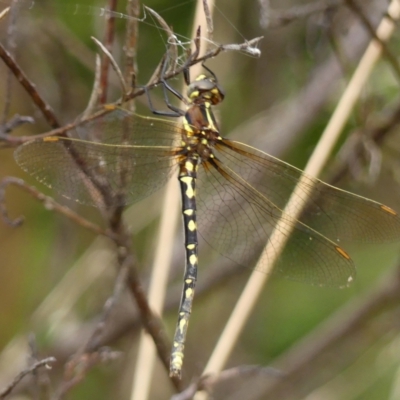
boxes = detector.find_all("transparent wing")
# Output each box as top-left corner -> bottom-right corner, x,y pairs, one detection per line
15,110 -> 400,285
216,140 -> 400,243
14,110 -> 182,206
195,139 -> 400,286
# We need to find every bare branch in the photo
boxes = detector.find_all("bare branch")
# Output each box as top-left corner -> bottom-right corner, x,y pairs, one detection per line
170,366 -> 283,400
202,0 -> 214,44
0,357 -> 56,399
98,0 -> 118,104
0,41 -> 60,129
82,54 -> 102,118
92,36 -> 129,98
84,265 -> 129,352
123,0 -> 140,111
0,177 -> 117,239
53,348 -> 120,400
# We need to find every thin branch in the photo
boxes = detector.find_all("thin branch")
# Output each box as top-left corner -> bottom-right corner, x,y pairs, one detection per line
42,246 -> 132,400
0,177 -> 117,239
0,41 -> 60,129
220,37 -> 263,57
124,244 -> 183,391
0,357 -> 56,399
92,36 -> 129,97
202,0 -> 214,46
53,348 -> 120,400
123,0 -> 140,111
144,6 -> 179,74
1,0 -> 19,125
345,0 -> 400,82
98,0 -> 118,104
82,54 -> 102,118
145,52 -> 167,87
170,365 -> 283,400
27,334 -> 53,400
0,114 -> 34,137
0,36 -> 262,146
85,265 -> 129,352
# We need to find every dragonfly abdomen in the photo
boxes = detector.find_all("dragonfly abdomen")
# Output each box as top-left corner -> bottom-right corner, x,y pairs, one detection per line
171,156 -> 199,378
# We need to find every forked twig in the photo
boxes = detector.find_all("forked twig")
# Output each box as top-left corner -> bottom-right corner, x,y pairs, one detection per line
145,6 -> 179,75
54,348 -> 120,400
85,265 -> 129,353
92,36 -> 129,97
0,35 -> 261,148
0,114 -> 33,138
82,54 -> 102,118
0,357 -> 56,399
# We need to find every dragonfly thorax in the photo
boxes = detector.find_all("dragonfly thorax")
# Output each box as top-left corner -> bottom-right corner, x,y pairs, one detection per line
181,132 -> 216,164
184,103 -> 220,131
182,104 -> 221,162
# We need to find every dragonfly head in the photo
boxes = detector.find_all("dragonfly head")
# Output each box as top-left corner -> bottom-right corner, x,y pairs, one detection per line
187,74 -> 225,105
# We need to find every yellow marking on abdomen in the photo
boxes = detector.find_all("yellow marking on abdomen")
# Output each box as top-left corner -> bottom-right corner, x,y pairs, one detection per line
179,318 -> 187,333
189,254 -> 198,266
187,220 -> 196,231
185,288 -> 193,299
184,209 -> 194,216
180,176 -> 195,198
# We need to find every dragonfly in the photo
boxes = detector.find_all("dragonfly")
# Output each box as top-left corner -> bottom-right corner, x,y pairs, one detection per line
14,65 -> 400,378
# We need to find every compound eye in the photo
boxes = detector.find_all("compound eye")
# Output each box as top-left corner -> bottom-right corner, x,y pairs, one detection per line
187,77 -> 225,104
195,79 -> 216,92
187,79 -> 214,97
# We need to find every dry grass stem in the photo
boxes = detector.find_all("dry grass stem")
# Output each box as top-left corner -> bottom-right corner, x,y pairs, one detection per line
197,1 -> 400,398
